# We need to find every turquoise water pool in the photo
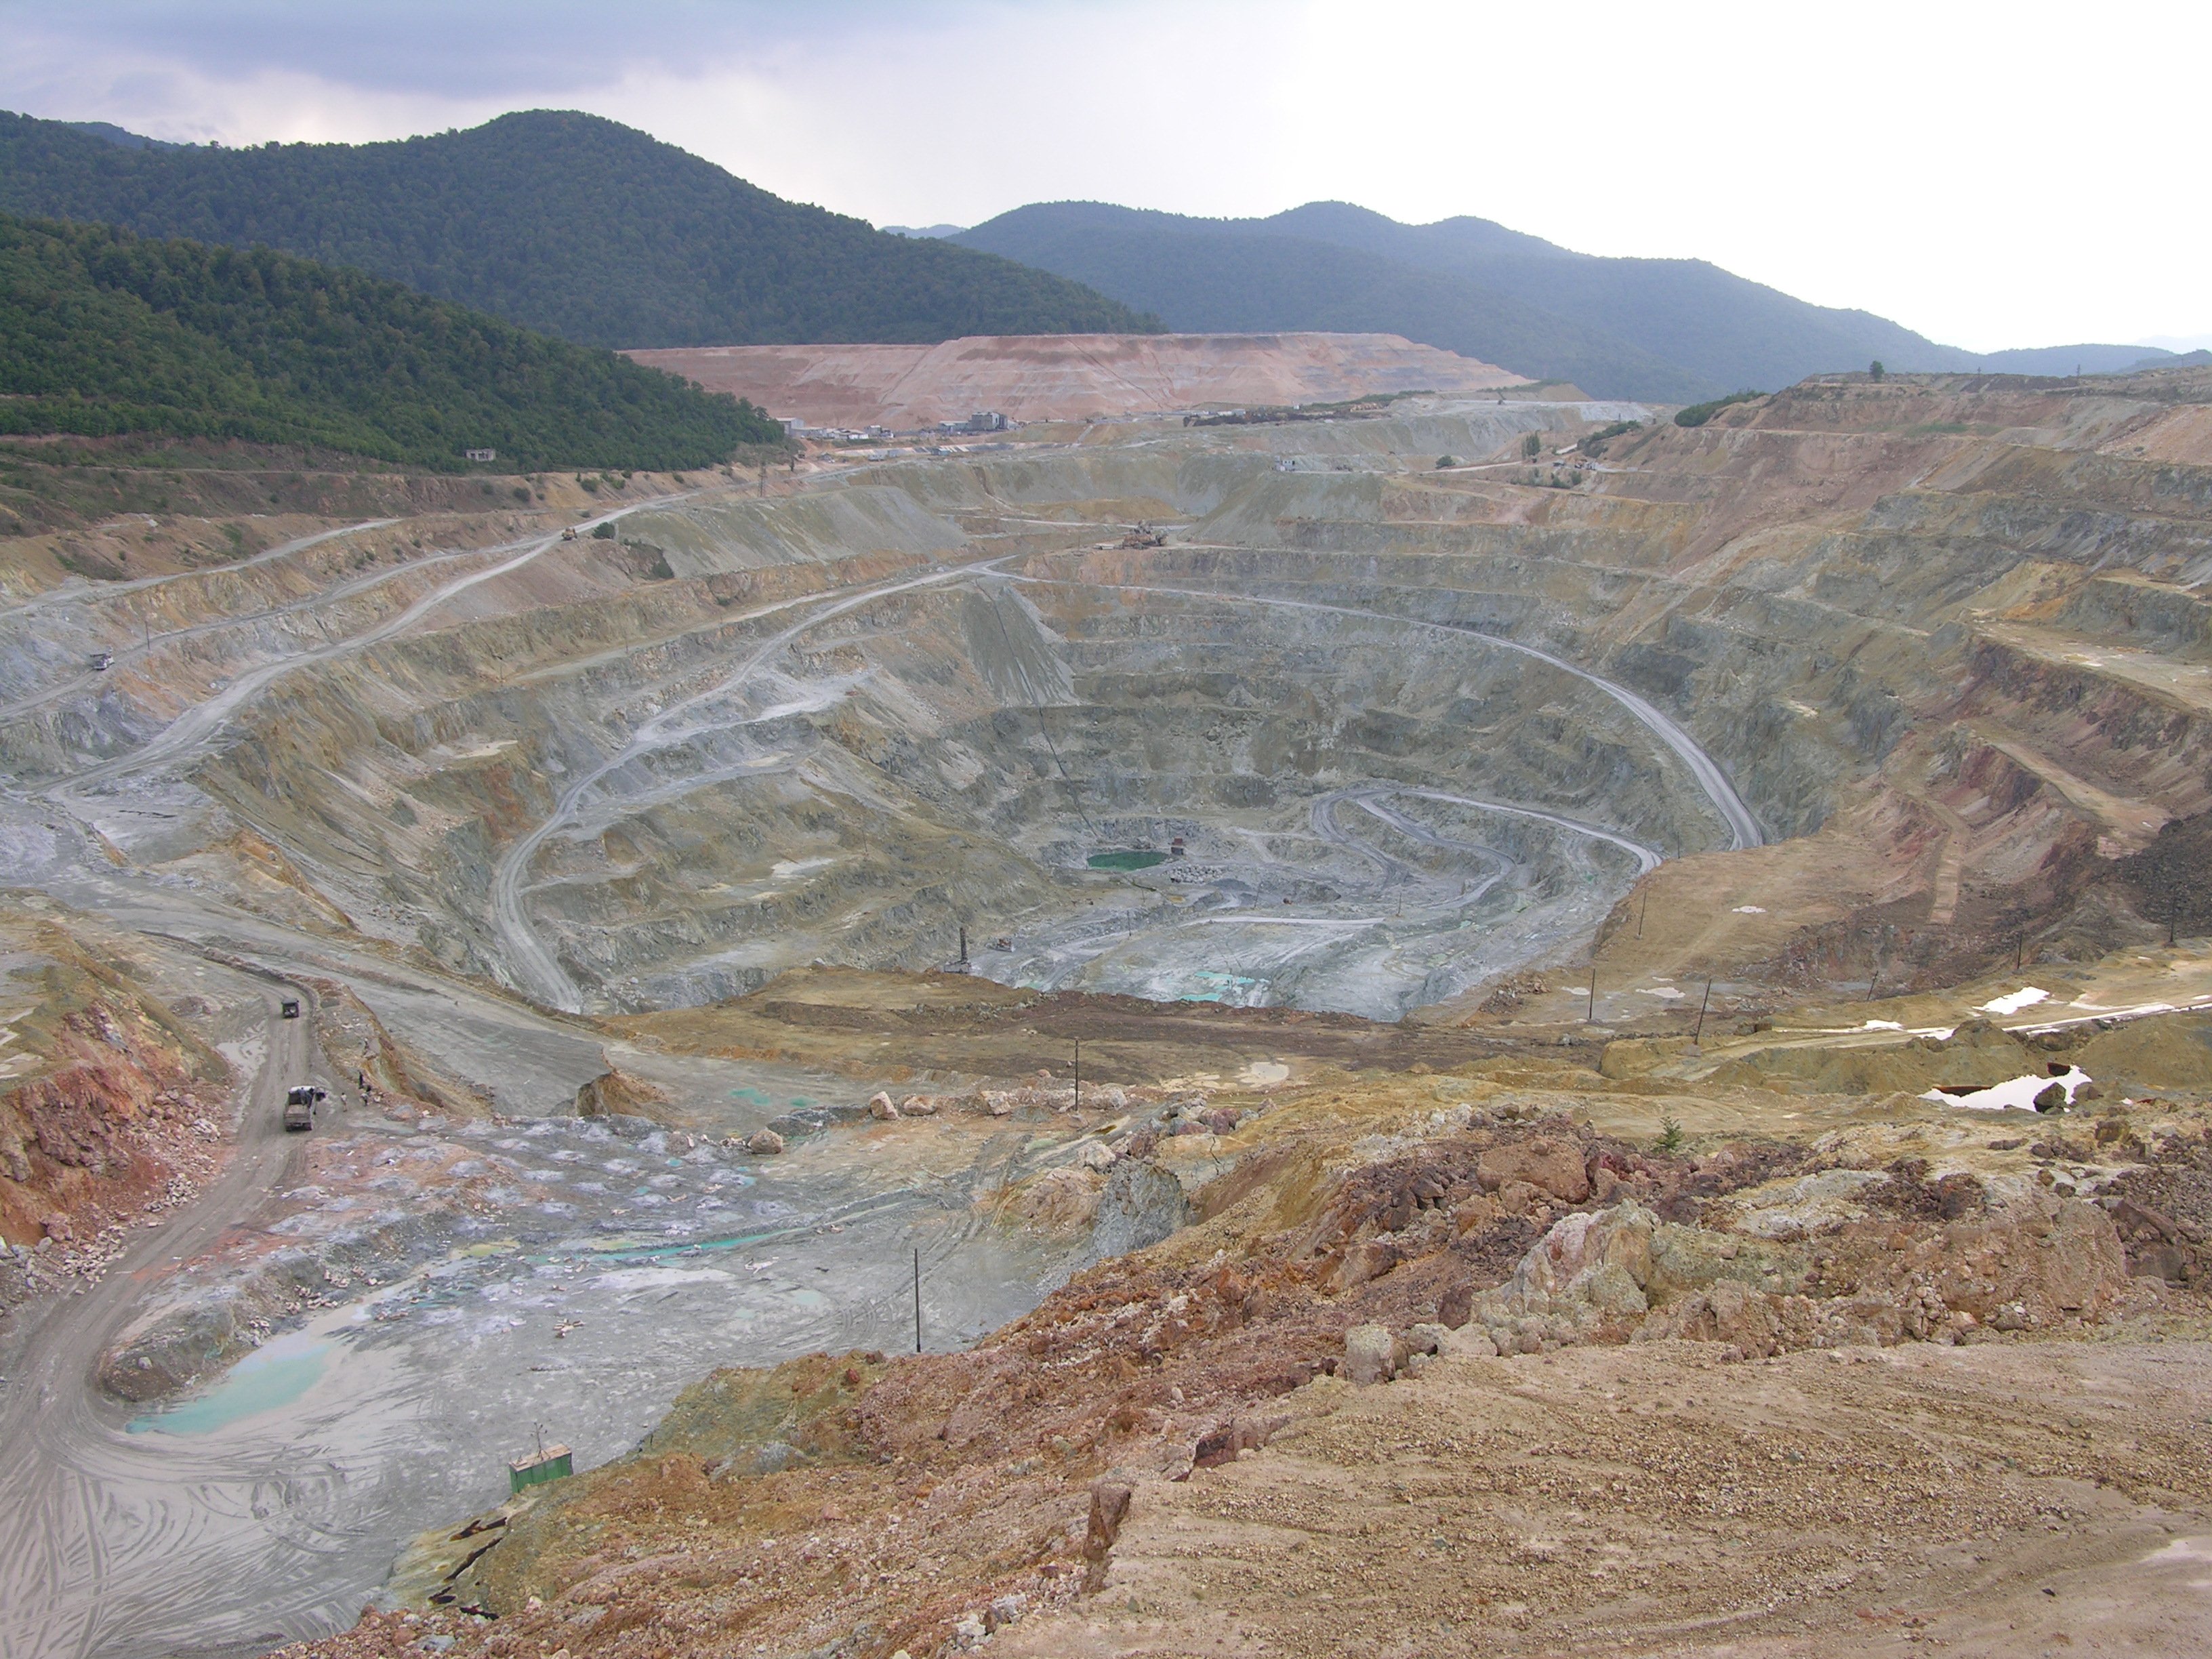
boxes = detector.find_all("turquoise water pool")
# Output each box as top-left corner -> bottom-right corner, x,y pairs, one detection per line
1088,849 -> 1168,871
127,1332 -> 333,1436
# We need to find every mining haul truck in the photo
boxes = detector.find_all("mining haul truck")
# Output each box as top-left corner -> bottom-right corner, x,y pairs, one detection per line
283,1084 -> 326,1132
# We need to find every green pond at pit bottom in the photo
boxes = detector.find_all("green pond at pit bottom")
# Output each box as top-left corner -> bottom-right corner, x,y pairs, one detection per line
1088,849 -> 1168,871
127,1332 -> 334,1436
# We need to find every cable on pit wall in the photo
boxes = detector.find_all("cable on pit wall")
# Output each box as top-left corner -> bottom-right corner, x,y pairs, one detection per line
983,587 -> 1098,836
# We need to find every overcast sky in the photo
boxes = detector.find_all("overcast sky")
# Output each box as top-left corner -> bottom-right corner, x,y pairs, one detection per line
5,0 -> 2205,354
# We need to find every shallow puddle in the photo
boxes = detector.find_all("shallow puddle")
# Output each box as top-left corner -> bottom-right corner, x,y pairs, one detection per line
127,1331 -> 335,1436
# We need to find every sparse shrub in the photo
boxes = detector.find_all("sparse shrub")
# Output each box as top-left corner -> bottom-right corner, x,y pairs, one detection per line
1674,390 -> 1765,428
1869,360 -> 1885,382
1656,1113 -> 1685,1155
591,521 -> 615,539
512,485 -> 529,501
1578,418 -> 1641,459
1520,432 -> 1542,460
579,474 -> 600,493
1435,455 -> 1458,470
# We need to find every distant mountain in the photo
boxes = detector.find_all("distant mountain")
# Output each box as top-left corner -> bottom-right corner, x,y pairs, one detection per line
2147,349 -> 2212,370
0,211 -> 781,469
0,110 -> 1161,349
1973,344 -> 2185,375
882,224 -> 965,239
64,121 -> 181,152
958,199 -> 2177,401
954,203 -> 1711,403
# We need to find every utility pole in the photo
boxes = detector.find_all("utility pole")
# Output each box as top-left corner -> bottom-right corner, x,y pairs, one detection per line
958,925 -> 968,968
1637,885 -> 1650,939
1073,1038 -> 1080,1113
1692,977 -> 1713,1045
1586,964 -> 1598,1023
913,1247 -> 922,1353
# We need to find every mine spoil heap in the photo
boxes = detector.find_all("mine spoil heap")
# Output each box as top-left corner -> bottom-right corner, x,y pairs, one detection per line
4,365 -> 2212,1658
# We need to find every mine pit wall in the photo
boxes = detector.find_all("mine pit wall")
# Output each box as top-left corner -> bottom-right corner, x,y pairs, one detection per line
0,926 -> 233,1301
184,546 -> 965,982
44,378 -> 2212,1020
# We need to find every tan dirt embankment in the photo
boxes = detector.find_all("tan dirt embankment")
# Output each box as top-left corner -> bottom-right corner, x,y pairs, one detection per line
626,333 -> 1526,428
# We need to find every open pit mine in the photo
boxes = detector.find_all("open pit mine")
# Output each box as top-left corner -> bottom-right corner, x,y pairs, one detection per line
6,354 -> 2212,1659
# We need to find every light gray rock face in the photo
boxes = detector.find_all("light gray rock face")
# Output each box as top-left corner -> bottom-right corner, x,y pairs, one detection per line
1343,1323 -> 1404,1385
1086,1158 -> 1191,1263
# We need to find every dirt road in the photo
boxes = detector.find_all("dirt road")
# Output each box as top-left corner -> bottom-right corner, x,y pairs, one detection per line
0,977 -> 324,1659
1010,572 -> 1765,852
490,556 -> 1010,1010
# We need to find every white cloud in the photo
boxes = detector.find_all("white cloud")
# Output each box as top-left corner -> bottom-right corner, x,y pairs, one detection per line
3,0 -> 2205,351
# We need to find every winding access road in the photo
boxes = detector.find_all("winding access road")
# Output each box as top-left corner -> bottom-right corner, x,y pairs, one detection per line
489,557 -> 1008,1011
1007,573 -> 1764,853
0,519 -> 397,624
37,498 -> 687,806
0,979 -> 337,1659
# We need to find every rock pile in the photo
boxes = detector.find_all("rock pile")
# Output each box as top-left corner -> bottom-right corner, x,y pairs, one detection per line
1437,1187 -> 2135,1361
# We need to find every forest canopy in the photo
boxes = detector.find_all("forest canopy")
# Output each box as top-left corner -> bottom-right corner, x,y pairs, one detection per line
0,110 -> 1162,348
0,212 -> 782,469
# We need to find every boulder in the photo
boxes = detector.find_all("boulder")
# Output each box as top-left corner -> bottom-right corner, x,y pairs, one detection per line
1082,1479 -> 1133,1593
745,1129 -> 785,1155
1343,1323 -> 1404,1385
1451,1193 -> 1500,1235
1084,1158 -> 1191,1263
1471,1202 -> 1658,1346
1328,1237 -> 1400,1292
1477,1136 -> 1591,1203
1721,1168 -> 1887,1241
1496,1179 -> 1547,1216
899,1096 -> 938,1116
1438,1325 -> 1500,1359
868,1091 -> 899,1120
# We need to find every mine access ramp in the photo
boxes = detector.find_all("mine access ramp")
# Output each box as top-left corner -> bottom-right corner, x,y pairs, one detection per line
283,1084 -> 326,1132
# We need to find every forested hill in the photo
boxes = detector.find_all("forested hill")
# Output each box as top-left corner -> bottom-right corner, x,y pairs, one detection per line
0,110 -> 1160,348
956,201 -> 2184,399
0,213 -> 782,469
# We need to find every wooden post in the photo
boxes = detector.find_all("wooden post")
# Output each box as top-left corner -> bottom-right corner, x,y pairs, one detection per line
913,1247 -> 922,1354
1073,1038 -> 1080,1113
1586,964 -> 1598,1023
1637,885 -> 1649,939
1693,977 -> 1713,1045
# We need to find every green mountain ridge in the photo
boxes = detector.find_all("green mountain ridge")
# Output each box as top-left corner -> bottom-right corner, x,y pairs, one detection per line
0,109 -> 1161,349
956,201 -> 2179,399
954,203 -> 1710,403
0,211 -> 780,469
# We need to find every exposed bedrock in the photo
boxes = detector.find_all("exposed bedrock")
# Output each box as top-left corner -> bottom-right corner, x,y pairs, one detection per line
11,375 -> 2211,1019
